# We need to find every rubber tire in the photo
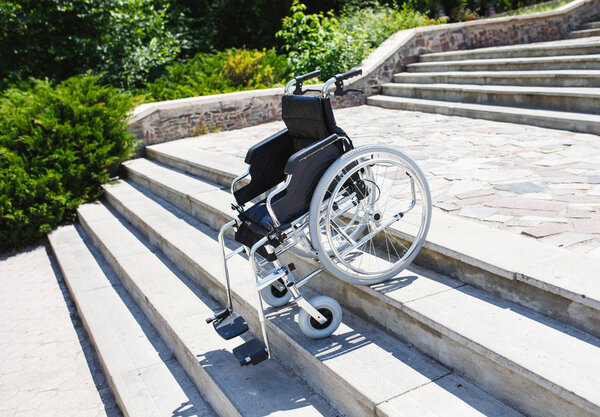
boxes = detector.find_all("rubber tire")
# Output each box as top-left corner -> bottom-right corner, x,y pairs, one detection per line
260,280 -> 292,307
308,145 -> 432,286
298,296 -> 343,339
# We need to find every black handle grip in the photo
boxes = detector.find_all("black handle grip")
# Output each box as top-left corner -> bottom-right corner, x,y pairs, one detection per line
335,68 -> 362,81
295,70 -> 321,83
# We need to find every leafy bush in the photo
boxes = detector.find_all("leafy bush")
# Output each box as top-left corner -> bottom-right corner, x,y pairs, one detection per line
145,48 -> 291,101
277,1 -> 439,80
0,75 -> 135,251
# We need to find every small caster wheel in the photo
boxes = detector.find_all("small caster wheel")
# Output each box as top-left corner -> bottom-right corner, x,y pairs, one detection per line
298,296 -> 342,339
261,279 -> 292,307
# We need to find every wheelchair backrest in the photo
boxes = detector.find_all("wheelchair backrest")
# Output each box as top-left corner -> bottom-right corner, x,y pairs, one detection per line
281,95 -> 346,144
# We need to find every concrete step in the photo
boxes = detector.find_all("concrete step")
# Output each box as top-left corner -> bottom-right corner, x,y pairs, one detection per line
583,21 -> 600,29
420,38 -> 600,62
569,28 -> 600,38
380,83 -> 600,113
116,160 -> 600,417
407,54 -> 600,72
76,201 -> 339,417
99,180 -> 521,417
141,146 -> 600,341
48,225 -> 217,417
392,70 -> 600,87
366,94 -> 600,135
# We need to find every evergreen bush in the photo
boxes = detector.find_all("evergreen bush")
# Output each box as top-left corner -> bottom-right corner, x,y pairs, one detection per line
0,75 -> 135,251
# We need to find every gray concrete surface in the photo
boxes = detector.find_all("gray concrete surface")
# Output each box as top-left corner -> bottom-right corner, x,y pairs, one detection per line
0,245 -> 121,417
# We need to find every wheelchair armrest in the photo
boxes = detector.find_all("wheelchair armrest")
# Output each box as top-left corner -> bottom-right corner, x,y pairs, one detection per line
245,128 -> 289,164
284,134 -> 342,175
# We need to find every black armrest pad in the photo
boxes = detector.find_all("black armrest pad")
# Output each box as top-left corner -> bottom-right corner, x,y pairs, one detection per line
245,128 -> 288,164
284,134 -> 340,175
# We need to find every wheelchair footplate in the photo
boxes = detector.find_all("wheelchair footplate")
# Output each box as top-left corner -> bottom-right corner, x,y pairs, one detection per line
206,307 -> 268,366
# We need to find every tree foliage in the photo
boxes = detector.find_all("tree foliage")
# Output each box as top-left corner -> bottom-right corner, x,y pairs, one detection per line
0,0 -> 179,89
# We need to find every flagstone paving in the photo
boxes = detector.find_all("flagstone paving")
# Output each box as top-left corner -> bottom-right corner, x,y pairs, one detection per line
181,105 -> 600,257
0,246 -> 121,417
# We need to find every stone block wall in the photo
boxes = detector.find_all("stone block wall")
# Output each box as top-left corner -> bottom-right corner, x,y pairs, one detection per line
128,0 -> 599,146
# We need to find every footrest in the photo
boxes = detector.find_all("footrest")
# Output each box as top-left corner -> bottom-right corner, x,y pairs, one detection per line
233,338 -> 269,366
213,311 -> 249,340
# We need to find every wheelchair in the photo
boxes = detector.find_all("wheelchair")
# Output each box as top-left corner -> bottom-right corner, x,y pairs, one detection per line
206,69 -> 432,366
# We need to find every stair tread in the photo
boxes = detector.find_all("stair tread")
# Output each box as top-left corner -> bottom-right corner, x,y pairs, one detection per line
102,179 -> 522,417
381,82 -> 600,97
48,225 -> 217,417
76,201 -> 336,417
116,160 -> 600,413
394,69 -> 600,78
422,37 -> 600,59
367,94 -> 600,121
409,53 -> 600,68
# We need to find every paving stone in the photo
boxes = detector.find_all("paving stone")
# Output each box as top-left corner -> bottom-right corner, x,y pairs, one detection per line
493,182 -> 544,194
458,206 -> 498,220
506,218 -> 545,227
434,202 -> 460,212
588,246 -> 600,259
520,193 -> 553,200
522,223 -> 570,238
487,197 -> 567,211
482,214 -> 513,223
567,207 -> 594,218
589,176 -> 600,184
455,188 -> 495,200
542,232 -> 596,248
573,219 -> 600,234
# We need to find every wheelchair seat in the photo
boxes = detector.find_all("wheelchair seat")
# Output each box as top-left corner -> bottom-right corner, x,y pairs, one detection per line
233,94 -> 352,251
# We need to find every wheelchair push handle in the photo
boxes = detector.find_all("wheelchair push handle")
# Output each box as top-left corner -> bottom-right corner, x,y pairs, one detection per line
322,68 -> 363,97
285,70 -> 321,95
335,68 -> 362,82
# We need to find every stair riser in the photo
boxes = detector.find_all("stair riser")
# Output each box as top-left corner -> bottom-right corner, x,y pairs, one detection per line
408,61 -> 600,72
420,45 -> 600,62
138,155 -> 600,340
77,212 -> 244,417
366,95 -> 600,135
583,22 -> 600,29
381,86 -> 600,113
102,191 -> 376,417
392,74 -> 600,87
120,171 -> 599,417
570,29 -> 600,39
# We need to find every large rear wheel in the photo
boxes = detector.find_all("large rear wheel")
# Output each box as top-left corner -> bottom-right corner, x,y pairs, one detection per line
308,145 -> 431,285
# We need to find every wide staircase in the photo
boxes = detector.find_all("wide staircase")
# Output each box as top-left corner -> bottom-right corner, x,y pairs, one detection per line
49,134 -> 600,417
368,25 -> 600,134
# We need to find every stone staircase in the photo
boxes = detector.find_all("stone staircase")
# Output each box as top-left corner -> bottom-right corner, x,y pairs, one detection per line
48,132 -> 600,416
367,30 -> 600,134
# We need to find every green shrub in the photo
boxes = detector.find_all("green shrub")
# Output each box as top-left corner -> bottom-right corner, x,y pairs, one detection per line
0,75 -> 135,251
277,1 -> 439,80
145,48 -> 291,101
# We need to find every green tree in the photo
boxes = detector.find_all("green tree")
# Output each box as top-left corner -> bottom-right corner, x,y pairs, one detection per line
0,0 -> 179,89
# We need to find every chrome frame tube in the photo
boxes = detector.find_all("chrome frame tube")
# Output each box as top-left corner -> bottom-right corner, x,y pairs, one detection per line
250,236 -> 272,358
321,76 -> 337,98
231,169 -> 250,196
218,220 -> 237,310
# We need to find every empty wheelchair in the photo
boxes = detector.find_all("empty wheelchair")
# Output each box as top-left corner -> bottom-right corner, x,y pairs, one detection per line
206,69 -> 432,366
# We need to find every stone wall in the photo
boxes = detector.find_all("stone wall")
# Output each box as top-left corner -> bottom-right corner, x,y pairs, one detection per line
128,0 -> 600,146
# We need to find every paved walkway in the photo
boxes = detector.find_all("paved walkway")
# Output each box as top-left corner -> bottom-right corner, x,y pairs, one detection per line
191,105 -> 600,257
0,245 -> 121,417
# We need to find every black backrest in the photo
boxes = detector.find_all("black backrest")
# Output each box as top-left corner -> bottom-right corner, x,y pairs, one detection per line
281,95 -> 344,142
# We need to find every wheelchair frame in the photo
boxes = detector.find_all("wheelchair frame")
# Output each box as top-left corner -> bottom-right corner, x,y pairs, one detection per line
207,68 -> 430,366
